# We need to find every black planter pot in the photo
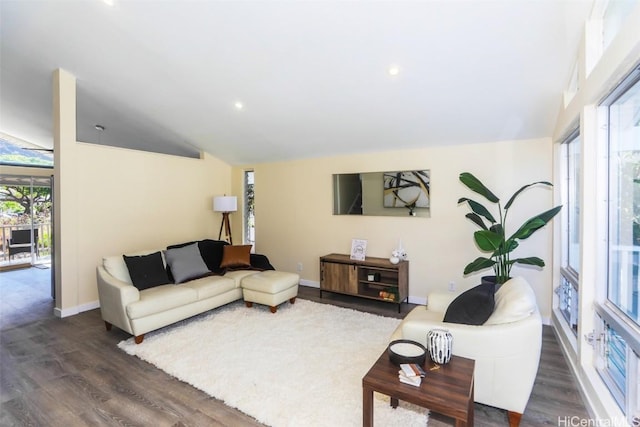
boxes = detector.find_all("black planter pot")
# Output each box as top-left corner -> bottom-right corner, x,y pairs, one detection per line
481,275 -> 497,286
481,275 -> 510,290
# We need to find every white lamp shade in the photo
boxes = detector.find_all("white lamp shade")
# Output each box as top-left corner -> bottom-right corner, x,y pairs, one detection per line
213,196 -> 237,212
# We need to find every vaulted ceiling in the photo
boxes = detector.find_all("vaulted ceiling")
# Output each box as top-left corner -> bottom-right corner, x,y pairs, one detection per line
0,0 -> 592,165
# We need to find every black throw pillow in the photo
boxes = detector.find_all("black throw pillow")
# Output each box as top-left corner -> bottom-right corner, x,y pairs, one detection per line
197,239 -> 229,273
123,251 -> 171,291
250,253 -> 275,270
443,283 -> 495,325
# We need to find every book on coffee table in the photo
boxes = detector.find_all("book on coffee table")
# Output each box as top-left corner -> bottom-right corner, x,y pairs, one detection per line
398,370 -> 422,387
400,363 -> 426,377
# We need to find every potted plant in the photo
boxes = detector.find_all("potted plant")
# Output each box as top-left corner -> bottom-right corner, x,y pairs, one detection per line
458,172 -> 562,285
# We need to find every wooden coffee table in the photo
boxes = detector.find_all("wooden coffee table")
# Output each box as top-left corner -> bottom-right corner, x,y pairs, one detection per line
362,351 -> 475,427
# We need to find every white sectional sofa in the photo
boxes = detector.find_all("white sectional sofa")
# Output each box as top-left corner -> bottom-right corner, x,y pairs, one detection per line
97,239 -> 298,344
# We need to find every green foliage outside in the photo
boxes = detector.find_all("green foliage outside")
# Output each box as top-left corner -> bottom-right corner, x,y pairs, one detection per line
1,186 -> 51,216
1,153 -> 53,167
0,185 -> 52,253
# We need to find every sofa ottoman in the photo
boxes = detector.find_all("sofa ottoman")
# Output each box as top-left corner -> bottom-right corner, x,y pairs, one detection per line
242,270 -> 300,313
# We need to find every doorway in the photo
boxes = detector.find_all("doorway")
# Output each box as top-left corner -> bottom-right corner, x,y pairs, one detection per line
0,175 -> 54,306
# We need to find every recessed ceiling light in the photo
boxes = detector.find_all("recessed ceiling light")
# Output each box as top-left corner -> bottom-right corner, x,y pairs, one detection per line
234,102 -> 244,111
103,0 -> 114,6
388,65 -> 400,76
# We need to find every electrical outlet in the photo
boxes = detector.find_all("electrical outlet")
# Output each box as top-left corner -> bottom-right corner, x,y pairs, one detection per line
448,281 -> 456,292
297,262 -> 303,272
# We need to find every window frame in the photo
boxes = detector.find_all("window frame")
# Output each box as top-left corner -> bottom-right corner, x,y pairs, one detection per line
558,129 -> 581,335
243,169 -> 255,249
593,63 -> 640,421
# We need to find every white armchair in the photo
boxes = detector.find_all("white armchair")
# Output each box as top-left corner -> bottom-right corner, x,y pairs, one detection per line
391,277 -> 542,427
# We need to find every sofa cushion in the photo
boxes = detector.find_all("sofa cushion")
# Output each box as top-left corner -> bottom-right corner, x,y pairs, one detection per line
223,269 -> 261,287
123,251 -> 171,290
180,275 -> 237,299
103,248 -> 163,284
164,243 -> 210,284
443,283 -> 495,325
484,276 -> 537,325
126,285 -> 198,319
220,245 -> 253,268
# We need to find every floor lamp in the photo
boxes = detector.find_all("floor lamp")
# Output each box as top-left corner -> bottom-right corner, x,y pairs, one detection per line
214,195 -> 237,245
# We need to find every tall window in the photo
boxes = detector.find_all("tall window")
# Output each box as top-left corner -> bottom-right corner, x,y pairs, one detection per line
244,170 -> 255,249
558,131 -> 581,334
602,0 -> 637,51
567,135 -> 581,273
607,76 -> 640,326
595,67 -> 640,421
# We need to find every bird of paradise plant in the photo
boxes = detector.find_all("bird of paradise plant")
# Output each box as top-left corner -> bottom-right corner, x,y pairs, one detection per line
458,172 -> 562,284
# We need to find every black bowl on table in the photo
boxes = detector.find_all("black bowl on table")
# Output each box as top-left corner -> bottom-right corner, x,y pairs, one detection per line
387,339 -> 427,365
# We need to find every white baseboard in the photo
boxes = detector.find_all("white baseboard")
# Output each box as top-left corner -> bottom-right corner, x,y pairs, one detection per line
54,300 -> 100,318
408,295 -> 426,305
300,279 -> 319,288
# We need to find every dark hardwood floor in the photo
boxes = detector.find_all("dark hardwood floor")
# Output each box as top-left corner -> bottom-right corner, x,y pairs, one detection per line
1,267 -> 590,426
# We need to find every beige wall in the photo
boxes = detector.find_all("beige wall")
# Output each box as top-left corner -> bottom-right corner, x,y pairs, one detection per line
53,69 -> 232,316
71,146 -> 231,309
50,70 -> 556,321
233,137 -> 556,319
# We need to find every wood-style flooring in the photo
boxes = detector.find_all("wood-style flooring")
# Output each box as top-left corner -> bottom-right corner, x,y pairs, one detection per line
1,267 -> 590,426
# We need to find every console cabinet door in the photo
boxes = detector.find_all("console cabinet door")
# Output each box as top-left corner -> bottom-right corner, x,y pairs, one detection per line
321,261 -> 357,295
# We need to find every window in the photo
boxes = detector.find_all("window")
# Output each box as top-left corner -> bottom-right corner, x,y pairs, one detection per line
558,275 -> 579,333
558,131 -> 581,334
603,0 -> 637,51
607,75 -> 640,326
605,322 -> 627,401
244,170 -> 255,248
567,133 -> 582,273
0,136 -> 53,168
564,60 -> 579,107
594,311 -> 640,417
595,65 -> 640,423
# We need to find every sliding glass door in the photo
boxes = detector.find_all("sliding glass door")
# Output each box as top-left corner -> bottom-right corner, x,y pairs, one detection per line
0,175 -> 52,267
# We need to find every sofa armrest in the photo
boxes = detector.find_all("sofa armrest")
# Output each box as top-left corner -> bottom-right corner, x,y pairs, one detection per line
400,305 -> 542,356
250,253 -> 275,270
426,292 -> 458,313
96,265 -> 140,334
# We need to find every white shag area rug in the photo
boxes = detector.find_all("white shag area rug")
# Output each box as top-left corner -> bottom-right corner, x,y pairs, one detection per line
118,299 -> 429,426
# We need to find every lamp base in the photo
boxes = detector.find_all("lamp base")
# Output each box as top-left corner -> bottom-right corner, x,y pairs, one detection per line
218,212 -> 233,245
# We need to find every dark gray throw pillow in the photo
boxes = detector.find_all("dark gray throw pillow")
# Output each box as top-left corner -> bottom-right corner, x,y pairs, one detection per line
164,243 -> 210,284
443,283 -> 495,325
123,251 -> 170,291
167,239 -> 229,275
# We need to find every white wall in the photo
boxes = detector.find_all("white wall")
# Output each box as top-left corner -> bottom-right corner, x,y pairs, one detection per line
53,69 -> 232,316
233,137 -> 556,319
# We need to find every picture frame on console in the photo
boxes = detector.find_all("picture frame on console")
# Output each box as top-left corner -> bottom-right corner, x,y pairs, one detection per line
350,239 -> 367,261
